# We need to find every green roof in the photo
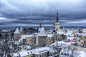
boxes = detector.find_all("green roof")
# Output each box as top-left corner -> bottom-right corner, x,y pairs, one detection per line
56,21 -> 59,22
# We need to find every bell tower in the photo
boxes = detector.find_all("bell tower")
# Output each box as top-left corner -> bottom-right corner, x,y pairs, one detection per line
55,10 -> 60,31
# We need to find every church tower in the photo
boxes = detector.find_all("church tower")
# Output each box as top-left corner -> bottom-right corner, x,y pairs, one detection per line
55,10 -> 60,31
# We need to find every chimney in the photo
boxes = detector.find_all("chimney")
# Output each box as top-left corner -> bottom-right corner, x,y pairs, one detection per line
40,23 -> 41,28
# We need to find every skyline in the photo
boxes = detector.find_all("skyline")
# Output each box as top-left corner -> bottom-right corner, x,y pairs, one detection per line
0,0 -> 86,27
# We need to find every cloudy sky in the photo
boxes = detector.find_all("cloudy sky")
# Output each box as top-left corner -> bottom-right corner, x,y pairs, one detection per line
0,0 -> 86,27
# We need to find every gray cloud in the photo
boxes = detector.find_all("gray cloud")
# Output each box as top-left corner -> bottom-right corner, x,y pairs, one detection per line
0,0 -> 86,26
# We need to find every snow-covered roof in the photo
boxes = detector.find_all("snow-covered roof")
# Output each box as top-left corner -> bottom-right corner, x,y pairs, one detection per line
19,46 -> 58,57
14,41 -> 20,45
63,29 -> 75,36
35,47 -> 50,54
57,29 -> 65,35
47,34 -> 54,38
49,46 -> 58,53
13,53 -> 19,57
19,47 -> 49,56
38,28 -> 41,32
60,48 -> 72,55
20,27 -> 24,32
21,35 -> 34,38
60,48 -> 86,57
19,50 -> 29,57
33,33 -> 38,35
20,45 -> 31,50
19,35 -> 34,42
50,41 -> 58,47
77,33 -> 86,36
50,41 -> 72,48
14,28 -> 20,34
73,50 -> 86,57
27,46 -> 31,49
38,27 -> 47,36
66,37 -> 77,40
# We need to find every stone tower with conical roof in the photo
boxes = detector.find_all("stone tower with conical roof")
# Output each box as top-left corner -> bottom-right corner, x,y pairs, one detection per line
20,27 -> 24,35
55,10 -> 60,31
36,27 -> 47,47
14,28 -> 21,40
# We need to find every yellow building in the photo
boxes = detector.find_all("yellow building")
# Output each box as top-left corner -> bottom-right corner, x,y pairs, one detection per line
47,34 -> 55,46
56,35 -> 62,41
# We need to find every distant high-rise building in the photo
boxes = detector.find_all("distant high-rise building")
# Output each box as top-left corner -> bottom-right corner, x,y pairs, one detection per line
55,10 -> 60,31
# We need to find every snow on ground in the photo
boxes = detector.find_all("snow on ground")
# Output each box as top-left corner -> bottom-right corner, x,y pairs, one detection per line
13,53 -> 19,57
19,46 -> 58,57
73,50 -> 86,57
59,48 -> 86,57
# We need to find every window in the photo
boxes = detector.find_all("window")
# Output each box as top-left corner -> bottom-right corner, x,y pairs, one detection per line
65,53 -> 66,55
40,55 -> 41,57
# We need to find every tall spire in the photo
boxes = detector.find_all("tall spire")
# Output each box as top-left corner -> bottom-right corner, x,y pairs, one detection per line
56,10 -> 59,22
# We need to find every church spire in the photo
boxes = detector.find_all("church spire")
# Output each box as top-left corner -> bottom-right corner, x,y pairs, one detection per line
56,10 -> 59,22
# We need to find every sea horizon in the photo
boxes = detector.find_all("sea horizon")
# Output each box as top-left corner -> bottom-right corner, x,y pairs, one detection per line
0,26 -> 86,30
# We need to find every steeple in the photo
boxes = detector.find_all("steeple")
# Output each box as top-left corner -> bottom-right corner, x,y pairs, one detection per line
55,10 -> 60,31
56,10 -> 59,22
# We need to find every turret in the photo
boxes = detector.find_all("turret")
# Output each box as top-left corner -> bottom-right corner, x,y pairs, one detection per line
14,28 -> 21,40
36,27 -> 47,47
20,27 -> 24,35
